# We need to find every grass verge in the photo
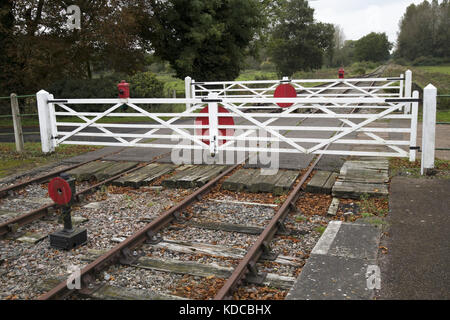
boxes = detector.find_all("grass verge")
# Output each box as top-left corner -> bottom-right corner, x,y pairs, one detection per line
0,143 -> 101,178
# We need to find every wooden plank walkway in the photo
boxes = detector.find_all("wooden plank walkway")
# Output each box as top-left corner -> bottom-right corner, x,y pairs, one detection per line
67,161 -> 116,181
305,170 -> 339,194
113,163 -> 176,188
332,159 -> 389,199
162,165 -> 228,189
222,169 -> 299,195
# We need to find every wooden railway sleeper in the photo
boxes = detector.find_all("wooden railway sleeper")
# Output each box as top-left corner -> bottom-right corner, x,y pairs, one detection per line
119,247 -> 142,265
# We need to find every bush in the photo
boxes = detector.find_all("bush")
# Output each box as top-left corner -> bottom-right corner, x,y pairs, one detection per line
48,74 -> 121,99
393,57 -> 410,66
47,71 -> 165,112
129,71 -> 164,98
260,61 -> 276,72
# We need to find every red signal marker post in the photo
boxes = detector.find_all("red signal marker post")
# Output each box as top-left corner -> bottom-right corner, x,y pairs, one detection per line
48,173 -> 87,250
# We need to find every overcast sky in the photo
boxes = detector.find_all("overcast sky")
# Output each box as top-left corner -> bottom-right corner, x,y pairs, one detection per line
309,0 -> 425,44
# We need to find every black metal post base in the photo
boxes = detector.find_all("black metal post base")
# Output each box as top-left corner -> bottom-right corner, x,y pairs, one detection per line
49,228 -> 87,250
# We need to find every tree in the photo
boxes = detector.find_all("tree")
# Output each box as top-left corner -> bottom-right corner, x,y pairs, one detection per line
267,0 -> 334,77
2,0 -> 150,94
396,0 -> 449,61
354,32 -> 392,62
144,0 -> 265,81
325,24 -> 346,67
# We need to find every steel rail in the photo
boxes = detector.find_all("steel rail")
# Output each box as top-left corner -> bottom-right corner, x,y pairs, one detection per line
0,154 -> 117,199
213,73 -> 381,300
38,162 -> 241,300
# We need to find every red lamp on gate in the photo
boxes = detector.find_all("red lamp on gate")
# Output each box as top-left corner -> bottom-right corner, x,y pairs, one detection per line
118,80 -> 130,98
338,68 -> 345,79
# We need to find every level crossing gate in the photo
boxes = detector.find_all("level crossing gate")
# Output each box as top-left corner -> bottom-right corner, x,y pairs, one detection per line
36,71 -> 437,174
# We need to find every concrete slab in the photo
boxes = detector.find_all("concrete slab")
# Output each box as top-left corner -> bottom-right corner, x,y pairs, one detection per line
378,176 -> 450,300
286,221 -> 382,300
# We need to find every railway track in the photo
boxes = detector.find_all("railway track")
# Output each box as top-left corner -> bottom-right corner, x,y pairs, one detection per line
0,68 -> 387,300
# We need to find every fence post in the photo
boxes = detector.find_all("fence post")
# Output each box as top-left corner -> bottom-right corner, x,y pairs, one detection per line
185,76 -> 192,111
404,70 -> 412,114
36,90 -> 55,153
10,93 -> 24,153
421,84 -> 437,175
409,90 -> 419,162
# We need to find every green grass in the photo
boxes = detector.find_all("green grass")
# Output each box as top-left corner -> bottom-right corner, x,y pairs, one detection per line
383,64 -> 450,110
436,109 -> 450,122
416,65 -> 450,75
155,73 -> 185,96
314,226 -> 327,235
0,142 -> 102,178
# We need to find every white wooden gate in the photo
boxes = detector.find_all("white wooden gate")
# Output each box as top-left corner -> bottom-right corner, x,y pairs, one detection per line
36,71 -> 439,173
37,94 -> 422,160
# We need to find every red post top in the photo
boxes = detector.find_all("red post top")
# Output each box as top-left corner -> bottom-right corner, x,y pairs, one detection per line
118,80 -> 130,98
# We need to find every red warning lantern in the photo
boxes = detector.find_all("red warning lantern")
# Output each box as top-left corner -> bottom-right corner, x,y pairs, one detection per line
274,84 -> 297,108
338,68 -> 345,79
48,177 -> 72,205
195,106 -> 234,145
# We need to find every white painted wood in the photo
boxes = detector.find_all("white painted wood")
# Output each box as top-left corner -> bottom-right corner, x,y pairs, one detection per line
36,90 -> 55,153
184,76 -> 191,111
207,93 -> 219,156
405,70 -> 412,114
41,75 -> 419,160
421,84 -> 437,175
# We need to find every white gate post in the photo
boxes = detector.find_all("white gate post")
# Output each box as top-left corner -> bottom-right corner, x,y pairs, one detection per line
36,90 -> 55,153
421,84 -> 437,175
409,90 -> 419,162
207,93 -> 219,157
184,76 -> 192,111
404,70 -> 412,114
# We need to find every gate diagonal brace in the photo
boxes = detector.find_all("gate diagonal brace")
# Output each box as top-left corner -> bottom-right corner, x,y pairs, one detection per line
119,247 -> 142,265
145,230 -> 163,245
260,241 -> 279,261
245,261 -> 267,285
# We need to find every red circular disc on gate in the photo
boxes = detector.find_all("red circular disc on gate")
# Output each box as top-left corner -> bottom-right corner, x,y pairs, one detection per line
274,83 -> 297,108
195,106 -> 234,145
48,177 -> 72,205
